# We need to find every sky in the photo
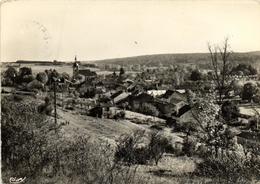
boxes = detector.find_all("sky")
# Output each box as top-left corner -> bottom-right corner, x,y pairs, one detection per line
1,0 -> 260,62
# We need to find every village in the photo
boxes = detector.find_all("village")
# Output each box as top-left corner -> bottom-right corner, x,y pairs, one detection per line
2,52 -> 260,142
2,0 -> 260,183
2,50 -> 260,183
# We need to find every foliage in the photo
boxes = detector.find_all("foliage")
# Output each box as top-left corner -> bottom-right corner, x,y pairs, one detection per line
36,72 -> 48,84
221,101 -> 240,122
1,96 -> 149,184
61,72 -> 70,81
79,86 -> 97,98
208,38 -> 233,102
241,82 -> 258,102
119,67 -> 125,76
1,96 -> 61,178
196,150 -> 260,183
253,92 -> 260,104
188,97 -> 236,156
189,70 -> 203,81
148,132 -> 175,164
134,103 -> 159,117
22,74 -> 35,83
230,63 -> 258,76
19,67 -> 32,77
182,136 -> 197,157
3,66 -> 18,85
113,111 -> 126,120
115,130 -> 149,165
115,130 -> 174,166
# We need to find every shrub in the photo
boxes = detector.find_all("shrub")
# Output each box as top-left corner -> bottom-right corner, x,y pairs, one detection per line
13,94 -> 24,102
150,125 -> 163,131
231,63 -> 258,76
2,77 -> 14,86
221,101 -> 239,122
19,67 -> 32,76
2,96 -> 149,184
115,130 -> 174,165
3,66 -> 18,85
136,103 -> 159,117
113,111 -> 126,120
182,136 -> 197,157
115,130 -> 149,165
196,151 -> 260,183
1,96 -> 60,178
241,82 -> 258,102
148,132 -> 175,164
165,118 -> 177,127
36,72 -> 48,84
190,70 -> 203,81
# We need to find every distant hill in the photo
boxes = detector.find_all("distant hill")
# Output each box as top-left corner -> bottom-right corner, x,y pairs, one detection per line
92,51 -> 260,67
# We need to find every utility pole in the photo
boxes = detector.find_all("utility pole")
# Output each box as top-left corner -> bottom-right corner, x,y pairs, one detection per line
53,78 -> 57,125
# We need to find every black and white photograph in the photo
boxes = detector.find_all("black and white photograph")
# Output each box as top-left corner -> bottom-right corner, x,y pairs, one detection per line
1,0 -> 260,183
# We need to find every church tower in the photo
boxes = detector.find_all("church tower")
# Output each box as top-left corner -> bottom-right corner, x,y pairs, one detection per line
73,55 -> 79,77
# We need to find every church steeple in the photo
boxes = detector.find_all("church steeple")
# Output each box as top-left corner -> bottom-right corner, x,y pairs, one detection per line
73,55 -> 79,77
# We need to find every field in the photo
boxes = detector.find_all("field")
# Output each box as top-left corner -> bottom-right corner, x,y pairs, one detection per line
55,101 -> 202,184
1,63 -> 142,76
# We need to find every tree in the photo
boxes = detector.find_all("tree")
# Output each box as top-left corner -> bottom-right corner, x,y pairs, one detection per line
17,67 -> 33,83
241,82 -> 258,102
208,38 -> 233,103
190,70 -> 202,81
19,67 -> 32,77
119,67 -> 125,76
253,91 -> 260,104
36,72 -> 48,84
136,103 -> 159,117
221,101 -> 239,122
230,64 -> 257,76
4,67 -> 18,82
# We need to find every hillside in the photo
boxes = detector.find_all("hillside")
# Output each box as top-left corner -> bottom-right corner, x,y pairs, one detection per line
92,51 -> 260,67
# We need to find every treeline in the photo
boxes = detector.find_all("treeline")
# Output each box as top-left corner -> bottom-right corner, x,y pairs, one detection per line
94,52 -> 260,67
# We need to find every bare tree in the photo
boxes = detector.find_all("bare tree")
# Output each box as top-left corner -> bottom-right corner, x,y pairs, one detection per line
208,38 -> 233,103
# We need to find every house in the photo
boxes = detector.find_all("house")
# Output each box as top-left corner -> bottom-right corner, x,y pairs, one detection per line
153,100 -> 176,118
78,69 -> 97,80
160,89 -> 187,104
127,93 -> 154,106
113,92 -> 131,104
147,90 -> 166,97
238,106 -> 260,119
109,107 -> 166,125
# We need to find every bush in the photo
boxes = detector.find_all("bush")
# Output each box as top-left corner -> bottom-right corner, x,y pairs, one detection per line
2,96 -> 149,184
115,130 -> 174,165
231,63 -> 258,76
113,111 -> 125,120
196,151 -> 260,183
148,132 -> 175,164
136,103 -> 159,117
182,136 -> 197,157
19,67 -> 32,76
150,125 -> 163,131
241,82 -> 258,102
3,66 -> 18,85
36,72 -> 48,84
115,130 -> 149,165
190,70 -> 203,81
1,96 -> 60,178
165,118 -> 177,127
221,101 -> 239,122
2,77 -> 14,86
